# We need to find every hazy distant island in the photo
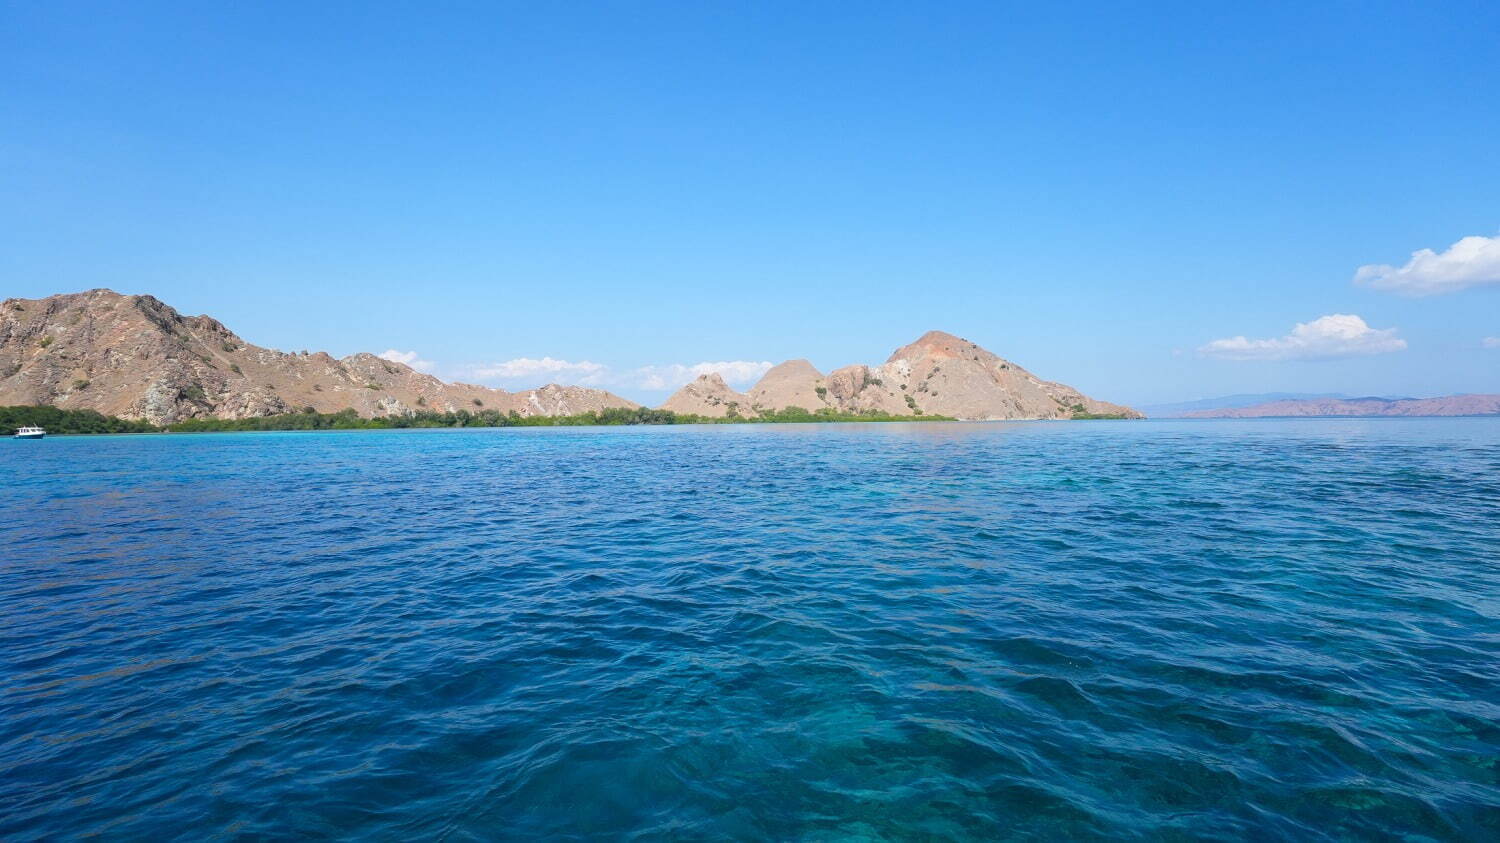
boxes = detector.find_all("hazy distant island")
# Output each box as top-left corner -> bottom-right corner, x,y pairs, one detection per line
1177,394 -> 1500,419
1,290 -> 1140,429
1137,393 -> 1353,417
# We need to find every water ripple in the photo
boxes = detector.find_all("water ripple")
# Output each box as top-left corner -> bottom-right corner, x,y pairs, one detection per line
1,419 -> 1498,839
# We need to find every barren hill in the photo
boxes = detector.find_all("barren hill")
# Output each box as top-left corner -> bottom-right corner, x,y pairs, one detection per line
0,290 -> 637,424
878,330 -> 1138,419
747,359 -> 829,413
660,373 -> 753,418
707,330 -> 1139,421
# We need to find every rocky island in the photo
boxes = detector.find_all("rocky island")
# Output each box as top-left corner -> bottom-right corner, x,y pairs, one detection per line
2,290 -> 1140,425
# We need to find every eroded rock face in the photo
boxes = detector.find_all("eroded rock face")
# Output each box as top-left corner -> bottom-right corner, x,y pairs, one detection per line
0,290 -> 638,424
823,364 -> 913,416
660,373 -> 754,418
731,330 -> 1141,420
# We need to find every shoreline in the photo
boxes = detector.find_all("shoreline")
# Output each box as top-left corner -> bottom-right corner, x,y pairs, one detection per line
14,415 -> 1500,440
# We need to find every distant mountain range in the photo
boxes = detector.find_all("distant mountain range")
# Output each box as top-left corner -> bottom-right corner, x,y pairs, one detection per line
1178,394 -> 1500,419
1139,393 -> 1354,417
1,290 -> 1140,424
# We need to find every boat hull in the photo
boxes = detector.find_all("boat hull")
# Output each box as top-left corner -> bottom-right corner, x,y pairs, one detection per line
14,432 -> 45,439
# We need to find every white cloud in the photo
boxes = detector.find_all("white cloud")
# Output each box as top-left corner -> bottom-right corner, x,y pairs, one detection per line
1354,233 -> 1500,296
461,357 -> 773,391
1483,337 -> 1500,349
470,357 -> 608,384
378,349 -> 435,372
629,361 -> 773,390
1199,314 -> 1407,361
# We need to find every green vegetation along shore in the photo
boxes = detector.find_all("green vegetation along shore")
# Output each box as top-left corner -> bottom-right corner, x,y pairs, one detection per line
1,406 -> 159,435
3,405 -> 958,435
168,406 -> 952,431
4,403 -> 1127,435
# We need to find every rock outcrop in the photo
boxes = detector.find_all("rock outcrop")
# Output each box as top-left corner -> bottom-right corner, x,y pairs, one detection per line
511,383 -> 640,418
725,330 -> 1140,420
660,373 -> 753,418
0,289 -> 638,424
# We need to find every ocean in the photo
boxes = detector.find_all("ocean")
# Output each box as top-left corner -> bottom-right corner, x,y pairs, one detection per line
2,420 -> 1497,839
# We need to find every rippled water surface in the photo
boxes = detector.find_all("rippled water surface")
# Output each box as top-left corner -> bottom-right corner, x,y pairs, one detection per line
2,420 -> 1498,840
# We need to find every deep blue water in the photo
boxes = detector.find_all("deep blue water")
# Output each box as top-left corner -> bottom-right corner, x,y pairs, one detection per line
2,420 -> 1497,840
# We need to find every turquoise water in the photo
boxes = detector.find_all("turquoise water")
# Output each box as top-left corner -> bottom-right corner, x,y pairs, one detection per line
2,420 -> 1497,839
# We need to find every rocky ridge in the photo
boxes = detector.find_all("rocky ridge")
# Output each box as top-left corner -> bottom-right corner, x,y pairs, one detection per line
661,330 -> 1140,420
0,290 -> 637,424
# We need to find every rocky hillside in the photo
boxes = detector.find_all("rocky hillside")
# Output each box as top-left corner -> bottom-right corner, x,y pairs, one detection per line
1183,394 -> 1500,418
661,330 -> 1140,420
659,372 -> 753,418
0,290 -> 637,424
747,359 -> 829,411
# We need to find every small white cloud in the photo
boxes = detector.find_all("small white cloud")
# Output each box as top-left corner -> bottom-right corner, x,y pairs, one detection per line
471,357 -> 608,384
378,349 -> 435,372
1354,233 -> 1500,296
629,361 -> 773,390
461,357 -> 773,391
1199,314 -> 1407,361
1483,337 -> 1500,349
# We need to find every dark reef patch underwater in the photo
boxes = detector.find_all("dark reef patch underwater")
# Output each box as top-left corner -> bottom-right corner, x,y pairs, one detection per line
2,419 -> 1497,839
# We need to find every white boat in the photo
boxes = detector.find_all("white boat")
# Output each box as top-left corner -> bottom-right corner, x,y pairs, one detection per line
14,426 -> 46,440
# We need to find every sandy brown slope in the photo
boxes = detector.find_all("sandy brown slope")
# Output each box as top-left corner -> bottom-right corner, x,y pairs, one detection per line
746,359 -> 829,413
874,331 -> 1140,420
0,290 -> 637,424
660,373 -> 755,418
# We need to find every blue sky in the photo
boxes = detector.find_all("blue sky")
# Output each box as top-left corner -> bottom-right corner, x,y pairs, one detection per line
4,1 -> 1498,406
